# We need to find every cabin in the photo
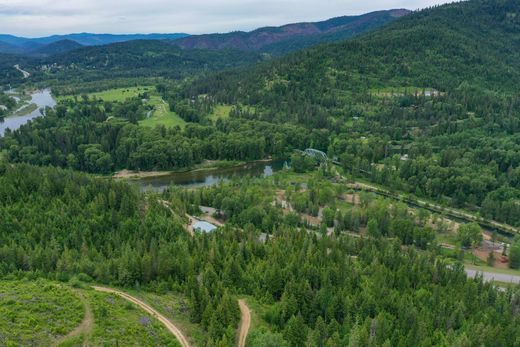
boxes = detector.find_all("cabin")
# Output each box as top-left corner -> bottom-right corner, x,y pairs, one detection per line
193,221 -> 217,233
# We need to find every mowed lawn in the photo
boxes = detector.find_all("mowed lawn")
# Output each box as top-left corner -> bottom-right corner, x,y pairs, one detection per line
59,86 -> 186,128
139,96 -> 186,128
86,86 -> 151,102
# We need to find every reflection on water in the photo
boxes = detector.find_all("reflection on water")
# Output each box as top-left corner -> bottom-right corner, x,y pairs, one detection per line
132,160 -> 285,192
0,89 -> 56,136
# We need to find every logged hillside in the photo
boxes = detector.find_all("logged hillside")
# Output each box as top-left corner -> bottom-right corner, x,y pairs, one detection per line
173,9 -> 409,54
181,0 -> 520,107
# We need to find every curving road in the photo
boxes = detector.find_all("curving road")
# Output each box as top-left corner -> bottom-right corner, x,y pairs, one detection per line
465,269 -> 520,284
92,286 -> 191,347
14,64 -> 30,78
237,299 -> 251,347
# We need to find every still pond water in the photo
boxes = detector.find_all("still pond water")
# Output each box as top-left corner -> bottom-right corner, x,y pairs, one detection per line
133,160 -> 286,192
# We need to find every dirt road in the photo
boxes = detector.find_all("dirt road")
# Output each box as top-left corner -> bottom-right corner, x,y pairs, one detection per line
237,299 -> 251,347
54,290 -> 93,346
92,286 -> 191,347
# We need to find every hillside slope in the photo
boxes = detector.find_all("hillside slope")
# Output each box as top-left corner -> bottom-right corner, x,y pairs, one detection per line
25,40 -> 264,84
30,39 -> 84,57
173,9 -> 409,54
183,0 -> 520,107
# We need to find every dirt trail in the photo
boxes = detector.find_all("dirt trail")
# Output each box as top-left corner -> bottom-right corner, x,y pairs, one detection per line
237,299 -> 251,347
92,286 -> 191,347
54,290 -> 93,346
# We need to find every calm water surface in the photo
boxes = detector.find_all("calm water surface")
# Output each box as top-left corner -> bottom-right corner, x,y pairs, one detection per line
0,89 -> 56,136
133,160 -> 286,192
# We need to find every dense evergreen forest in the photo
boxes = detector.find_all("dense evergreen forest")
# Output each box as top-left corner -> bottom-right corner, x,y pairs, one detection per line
161,0 -> 520,226
5,1 -> 520,225
2,0 -> 520,345
0,40 -> 265,89
0,94 -> 311,172
1,164 -> 519,346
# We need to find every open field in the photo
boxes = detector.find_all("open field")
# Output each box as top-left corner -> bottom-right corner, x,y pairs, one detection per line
128,290 -> 207,346
0,279 -> 84,346
209,104 -> 232,121
81,86 -> 152,102
58,86 -> 186,128
139,96 -> 186,128
0,279 -> 190,347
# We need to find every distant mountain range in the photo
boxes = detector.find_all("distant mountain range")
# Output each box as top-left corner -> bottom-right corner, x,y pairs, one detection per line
172,9 -> 410,54
0,33 -> 188,56
0,10 -> 409,57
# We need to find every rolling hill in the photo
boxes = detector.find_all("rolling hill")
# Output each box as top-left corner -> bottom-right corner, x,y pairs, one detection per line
0,32 -> 188,48
172,9 -> 410,54
22,40 -> 265,86
30,39 -> 84,56
0,33 -> 189,57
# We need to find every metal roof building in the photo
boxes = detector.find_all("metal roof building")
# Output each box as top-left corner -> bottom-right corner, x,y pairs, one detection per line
193,221 -> 218,233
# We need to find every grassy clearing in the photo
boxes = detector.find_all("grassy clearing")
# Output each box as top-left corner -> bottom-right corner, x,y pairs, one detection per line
129,290 -> 207,346
91,86 -> 152,102
209,104 -> 233,121
139,96 -> 186,129
58,86 -> 186,129
0,279 -> 84,346
0,279 -> 191,346
82,289 -> 181,347
57,86 -> 152,102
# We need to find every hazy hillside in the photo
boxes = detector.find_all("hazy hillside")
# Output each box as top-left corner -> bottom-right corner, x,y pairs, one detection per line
173,9 -> 410,54
30,39 -> 84,57
26,40 -> 265,84
0,32 -> 188,47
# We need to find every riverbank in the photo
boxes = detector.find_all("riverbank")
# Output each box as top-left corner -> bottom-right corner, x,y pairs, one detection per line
113,158 -> 274,180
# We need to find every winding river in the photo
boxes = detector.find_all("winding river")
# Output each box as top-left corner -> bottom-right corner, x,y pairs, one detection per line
0,89 -> 56,136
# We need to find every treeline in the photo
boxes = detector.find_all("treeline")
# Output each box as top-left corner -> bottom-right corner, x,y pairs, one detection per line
1,164 -> 519,346
0,97 -> 311,173
0,91 -> 16,116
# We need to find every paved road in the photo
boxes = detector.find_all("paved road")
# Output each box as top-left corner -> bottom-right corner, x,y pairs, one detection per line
465,269 -> 520,284
237,300 -> 251,347
92,286 -> 191,347
14,64 -> 30,78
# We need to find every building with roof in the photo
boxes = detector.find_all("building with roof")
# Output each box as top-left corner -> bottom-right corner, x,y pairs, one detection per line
193,220 -> 218,233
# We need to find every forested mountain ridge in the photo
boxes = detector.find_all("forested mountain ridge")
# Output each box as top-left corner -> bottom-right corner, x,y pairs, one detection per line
29,39 -> 84,56
10,40 -> 265,86
181,0 -> 520,105
145,0 -> 520,227
0,32 -> 189,53
172,9 -> 410,55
